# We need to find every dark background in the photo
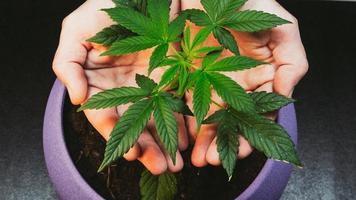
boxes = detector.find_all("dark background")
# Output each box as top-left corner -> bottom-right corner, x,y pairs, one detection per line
1,0 -> 356,199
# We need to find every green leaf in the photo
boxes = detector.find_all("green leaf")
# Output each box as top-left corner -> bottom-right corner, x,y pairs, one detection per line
193,73 -> 211,127
186,70 -> 201,89
191,27 -> 212,49
194,46 -> 223,54
177,66 -> 190,96
78,87 -> 149,111
222,10 -> 291,32
206,72 -> 254,112
136,74 -> 157,92
232,110 -> 302,167
202,50 -> 222,69
153,96 -> 178,162
149,44 -> 169,74
185,9 -> 212,26
213,27 -> 240,55
216,0 -> 247,19
160,92 -> 193,116
103,7 -> 161,38
250,91 -> 295,113
158,58 -> 180,67
206,56 -> 264,72
98,99 -> 154,172
158,65 -> 179,87
87,25 -> 134,46
168,13 -> 188,41
102,36 -> 161,56
140,170 -> 177,200
216,110 -> 239,179
202,109 -> 226,124
201,0 -> 217,19
183,26 -> 191,49
147,0 -> 170,35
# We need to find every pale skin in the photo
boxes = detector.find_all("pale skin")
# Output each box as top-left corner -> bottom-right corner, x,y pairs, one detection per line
53,0 -> 308,175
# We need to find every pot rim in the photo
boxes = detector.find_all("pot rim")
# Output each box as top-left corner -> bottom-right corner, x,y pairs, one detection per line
43,80 -> 297,200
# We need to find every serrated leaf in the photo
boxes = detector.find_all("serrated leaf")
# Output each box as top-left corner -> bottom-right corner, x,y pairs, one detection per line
158,58 -> 180,67
193,73 -> 211,127
206,72 -> 254,112
147,0 -> 170,35
78,87 -> 149,111
103,7 -> 161,38
98,99 -> 154,172
158,65 -> 179,87
185,9 -> 212,27
216,0 -> 247,20
222,10 -> 291,32
191,27 -> 212,49
232,110 -> 302,167
202,109 -> 226,124
194,46 -> 223,54
213,27 -> 240,55
160,92 -> 193,116
216,110 -> 239,179
87,25 -> 134,46
186,70 -> 201,89
250,91 -> 295,113
206,56 -> 264,72
136,74 -> 157,92
177,66 -> 190,96
140,170 -> 177,200
202,50 -> 222,69
153,96 -> 178,162
183,26 -> 191,49
201,0 -> 217,20
149,44 -> 169,74
168,13 -> 188,41
102,36 -> 161,56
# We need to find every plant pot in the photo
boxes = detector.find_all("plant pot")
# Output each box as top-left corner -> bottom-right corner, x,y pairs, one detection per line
43,79 -> 298,200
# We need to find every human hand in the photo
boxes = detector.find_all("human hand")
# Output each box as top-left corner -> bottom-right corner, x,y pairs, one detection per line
181,0 -> 308,167
52,0 -> 188,175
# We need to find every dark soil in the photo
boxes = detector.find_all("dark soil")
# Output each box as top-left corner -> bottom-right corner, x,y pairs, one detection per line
63,97 -> 267,200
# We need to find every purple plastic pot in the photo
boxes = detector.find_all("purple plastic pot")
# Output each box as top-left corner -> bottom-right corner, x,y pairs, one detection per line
43,80 -> 298,200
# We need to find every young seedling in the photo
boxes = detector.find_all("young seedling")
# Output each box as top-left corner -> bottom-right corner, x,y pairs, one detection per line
79,0 -> 301,199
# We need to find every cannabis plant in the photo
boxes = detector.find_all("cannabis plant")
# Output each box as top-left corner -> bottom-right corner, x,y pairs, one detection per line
78,0 -> 301,199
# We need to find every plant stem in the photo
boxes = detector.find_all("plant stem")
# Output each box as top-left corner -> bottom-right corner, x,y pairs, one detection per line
211,100 -> 225,109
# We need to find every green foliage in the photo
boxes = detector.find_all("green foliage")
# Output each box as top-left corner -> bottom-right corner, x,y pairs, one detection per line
81,0 -> 300,196
78,87 -> 150,111
250,91 -> 295,113
206,72 -> 255,112
222,10 -> 291,32
193,73 -> 211,127
153,95 -> 178,163
98,98 -> 154,172
215,110 -> 239,180
136,74 -> 157,92
87,25 -> 134,46
232,110 -> 302,167
140,169 -> 177,200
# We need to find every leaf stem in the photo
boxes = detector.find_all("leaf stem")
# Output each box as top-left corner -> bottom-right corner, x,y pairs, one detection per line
211,100 -> 225,109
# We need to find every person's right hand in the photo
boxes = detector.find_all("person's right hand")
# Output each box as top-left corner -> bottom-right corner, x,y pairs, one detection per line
52,0 -> 188,175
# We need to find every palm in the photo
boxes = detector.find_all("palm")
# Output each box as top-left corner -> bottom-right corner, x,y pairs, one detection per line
54,0 -> 187,174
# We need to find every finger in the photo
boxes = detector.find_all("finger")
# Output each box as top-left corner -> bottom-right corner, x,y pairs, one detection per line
274,63 -> 308,97
176,113 -> 189,151
52,20 -> 90,105
165,150 -> 184,173
232,64 -> 276,91
83,87 -> 140,160
206,135 -> 253,166
191,125 -> 217,167
137,131 -> 168,175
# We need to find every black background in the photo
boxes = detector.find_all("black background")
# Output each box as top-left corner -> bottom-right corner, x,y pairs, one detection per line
1,0 -> 356,199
